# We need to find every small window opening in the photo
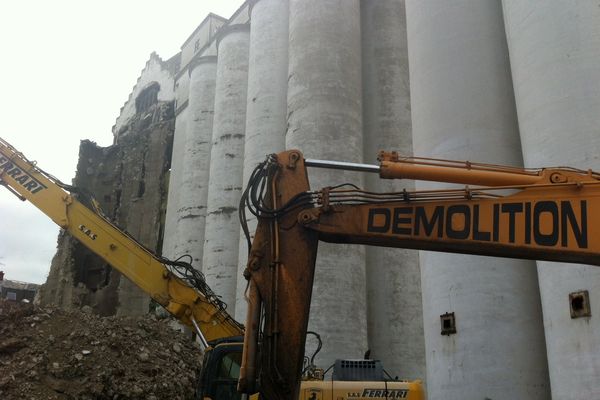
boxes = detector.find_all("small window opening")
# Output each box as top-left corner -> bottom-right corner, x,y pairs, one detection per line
440,312 -> 457,335
135,82 -> 160,113
570,290 -> 591,318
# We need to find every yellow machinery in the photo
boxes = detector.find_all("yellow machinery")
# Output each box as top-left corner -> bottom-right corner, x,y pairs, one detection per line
10,136 -> 600,400
239,150 -> 600,400
0,137 -> 424,400
0,137 -> 242,342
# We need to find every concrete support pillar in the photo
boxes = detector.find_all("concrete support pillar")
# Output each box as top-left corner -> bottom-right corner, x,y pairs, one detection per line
361,0 -> 425,381
162,108 -> 188,259
503,2 -> 600,397
406,1 -> 549,398
203,24 -> 250,313
287,0 -> 366,367
174,56 -> 218,268
235,0 -> 289,322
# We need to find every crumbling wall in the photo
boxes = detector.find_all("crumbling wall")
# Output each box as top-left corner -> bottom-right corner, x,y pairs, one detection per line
37,101 -> 175,316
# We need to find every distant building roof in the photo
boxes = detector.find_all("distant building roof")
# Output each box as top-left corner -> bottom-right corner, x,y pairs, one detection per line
1,279 -> 40,291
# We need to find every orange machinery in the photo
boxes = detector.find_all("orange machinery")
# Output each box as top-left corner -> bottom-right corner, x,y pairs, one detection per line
238,149 -> 600,400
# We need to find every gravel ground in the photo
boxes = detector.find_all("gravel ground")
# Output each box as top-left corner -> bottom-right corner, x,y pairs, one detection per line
0,300 -> 202,399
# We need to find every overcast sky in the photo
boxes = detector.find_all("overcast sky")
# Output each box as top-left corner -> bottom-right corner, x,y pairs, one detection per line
0,0 -> 242,283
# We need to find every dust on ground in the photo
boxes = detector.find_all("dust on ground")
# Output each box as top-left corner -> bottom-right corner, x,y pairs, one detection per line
0,300 -> 202,399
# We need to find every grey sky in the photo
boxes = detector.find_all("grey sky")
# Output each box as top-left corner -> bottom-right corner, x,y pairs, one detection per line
0,0 -> 242,283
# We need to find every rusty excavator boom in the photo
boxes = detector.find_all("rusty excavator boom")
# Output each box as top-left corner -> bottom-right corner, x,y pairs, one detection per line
239,149 -> 600,400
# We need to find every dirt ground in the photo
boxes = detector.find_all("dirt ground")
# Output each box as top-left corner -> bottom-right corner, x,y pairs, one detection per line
0,300 -> 202,399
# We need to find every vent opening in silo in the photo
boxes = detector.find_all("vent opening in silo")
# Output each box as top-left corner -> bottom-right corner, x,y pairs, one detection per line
569,290 -> 591,318
441,312 -> 457,335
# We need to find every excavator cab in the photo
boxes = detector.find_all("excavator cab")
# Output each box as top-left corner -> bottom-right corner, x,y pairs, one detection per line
196,337 -> 246,400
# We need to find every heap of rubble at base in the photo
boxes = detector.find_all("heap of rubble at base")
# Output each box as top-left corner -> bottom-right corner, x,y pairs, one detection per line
0,300 -> 201,400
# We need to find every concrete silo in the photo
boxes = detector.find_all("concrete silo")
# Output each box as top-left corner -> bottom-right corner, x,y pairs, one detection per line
287,0 -> 368,366
406,1 -> 549,398
174,56 -> 218,267
203,24 -> 250,313
163,108 -> 188,259
361,0 -> 425,381
503,1 -> 600,397
235,0 -> 289,322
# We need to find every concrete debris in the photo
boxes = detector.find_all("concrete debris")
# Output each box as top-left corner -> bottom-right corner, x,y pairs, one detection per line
0,299 -> 201,399
172,343 -> 182,354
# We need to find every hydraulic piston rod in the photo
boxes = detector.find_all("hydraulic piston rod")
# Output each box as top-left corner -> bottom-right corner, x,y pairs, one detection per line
304,158 -> 380,173
305,155 -> 545,187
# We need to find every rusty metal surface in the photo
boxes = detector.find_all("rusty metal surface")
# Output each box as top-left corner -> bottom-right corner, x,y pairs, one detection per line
240,151 -> 318,400
239,149 -> 600,400
300,168 -> 600,267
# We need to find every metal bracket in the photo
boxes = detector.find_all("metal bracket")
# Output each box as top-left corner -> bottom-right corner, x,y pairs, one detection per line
287,151 -> 301,169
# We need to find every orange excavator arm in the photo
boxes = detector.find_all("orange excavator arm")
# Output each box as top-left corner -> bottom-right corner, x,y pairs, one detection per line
239,150 -> 600,400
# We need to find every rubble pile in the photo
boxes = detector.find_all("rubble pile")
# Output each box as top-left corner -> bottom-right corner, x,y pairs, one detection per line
0,300 -> 202,399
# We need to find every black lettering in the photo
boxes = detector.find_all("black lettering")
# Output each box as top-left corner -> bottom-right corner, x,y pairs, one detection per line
392,207 -> 412,235
23,180 -> 38,192
367,208 -> 391,233
415,206 -> 444,237
472,205 -> 491,241
1,162 -> 14,173
31,185 -> 45,194
493,203 -> 499,241
534,201 -> 559,246
525,202 -> 532,244
446,205 -> 470,239
14,174 -> 29,185
561,200 -> 588,248
501,203 -> 523,243
6,167 -> 22,178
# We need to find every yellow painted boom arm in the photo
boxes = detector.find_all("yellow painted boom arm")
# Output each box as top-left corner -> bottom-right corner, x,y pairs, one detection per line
0,137 -> 243,342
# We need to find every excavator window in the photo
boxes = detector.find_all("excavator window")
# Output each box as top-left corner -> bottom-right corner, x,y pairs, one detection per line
197,344 -> 244,400
217,351 -> 242,379
214,351 -> 243,400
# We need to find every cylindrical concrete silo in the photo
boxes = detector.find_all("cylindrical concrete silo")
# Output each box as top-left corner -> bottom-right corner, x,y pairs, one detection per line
361,0 -> 425,381
287,0 -> 367,367
203,24 -> 250,313
163,108 -> 188,259
406,1 -> 549,398
235,0 -> 288,322
173,56 -> 218,268
503,2 -> 600,397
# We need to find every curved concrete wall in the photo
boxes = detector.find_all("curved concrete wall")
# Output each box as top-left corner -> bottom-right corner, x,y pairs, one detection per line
235,0 -> 289,322
173,56 -> 218,268
163,107 -> 188,259
406,1 -> 549,398
361,0 -> 425,381
202,24 -> 250,313
287,0 -> 367,368
503,2 -> 600,397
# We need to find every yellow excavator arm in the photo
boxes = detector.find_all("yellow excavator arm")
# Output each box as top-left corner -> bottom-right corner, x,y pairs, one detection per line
0,137 -> 243,342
